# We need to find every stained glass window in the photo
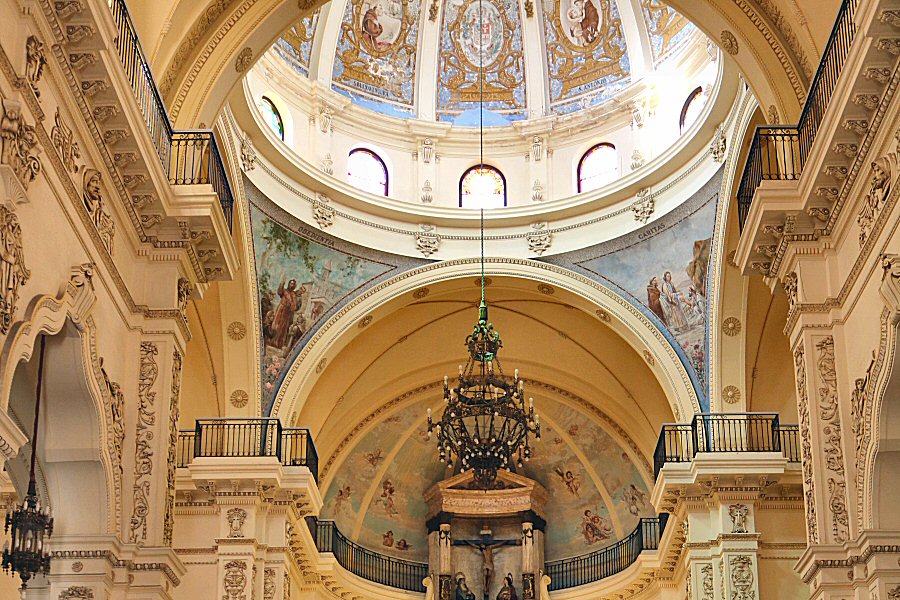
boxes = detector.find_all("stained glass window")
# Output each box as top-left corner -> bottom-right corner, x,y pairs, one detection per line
348,148 -> 389,196
679,86 -> 705,133
460,165 -> 506,208
259,96 -> 285,140
577,144 -> 618,193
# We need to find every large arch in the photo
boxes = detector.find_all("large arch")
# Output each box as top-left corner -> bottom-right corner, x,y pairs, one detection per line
145,0 -> 837,129
271,258 -> 702,430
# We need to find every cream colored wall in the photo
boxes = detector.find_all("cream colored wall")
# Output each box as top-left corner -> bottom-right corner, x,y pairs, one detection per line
744,278 -> 796,419
181,286 -> 226,425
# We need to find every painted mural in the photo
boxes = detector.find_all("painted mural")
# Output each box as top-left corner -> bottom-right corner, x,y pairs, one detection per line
275,11 -> 320,75
320,397 -> 654,562
541,169 -> 722,403
543,0 -> 630,114
250,205 -> 396,413
436,0 -> 526,123
640,0 -> 695,64
332,0 -> 421,117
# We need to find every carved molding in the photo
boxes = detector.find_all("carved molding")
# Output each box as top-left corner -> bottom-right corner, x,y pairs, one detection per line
164,349 -> 183,546
794,344 -> 819,543
814,336 -> 850,543
130,342 -> 159,545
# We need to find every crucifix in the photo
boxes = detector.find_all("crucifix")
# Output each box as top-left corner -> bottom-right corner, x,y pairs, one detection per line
453,527 -> 521,600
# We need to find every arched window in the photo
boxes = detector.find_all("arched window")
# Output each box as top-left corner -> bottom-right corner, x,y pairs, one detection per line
460,165 -> 506,208
577,144 -> 618,193
259,96 -> 284,140
347,148 -> 389,196
679,86 -> 705,133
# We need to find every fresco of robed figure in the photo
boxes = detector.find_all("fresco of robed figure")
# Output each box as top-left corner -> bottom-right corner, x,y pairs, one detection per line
359,0 -> 404,51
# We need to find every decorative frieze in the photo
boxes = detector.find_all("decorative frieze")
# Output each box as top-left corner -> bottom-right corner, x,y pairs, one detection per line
59,587 -> 93,600
814,336 -> 850,543
0,205 -> 29,334
130,342 -> 159,545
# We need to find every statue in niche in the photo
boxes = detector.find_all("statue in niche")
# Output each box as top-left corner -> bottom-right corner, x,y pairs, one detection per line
454,573 -> 476,600
496,574 -> 517,600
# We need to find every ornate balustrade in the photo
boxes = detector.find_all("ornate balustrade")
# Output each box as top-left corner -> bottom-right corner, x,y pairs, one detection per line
544,516 -> 668,591
653,413 -> 800,477
106,0 -> 234,228
176,418 -> 318,481
305,517 -> 428,592
736,0 -> 857,229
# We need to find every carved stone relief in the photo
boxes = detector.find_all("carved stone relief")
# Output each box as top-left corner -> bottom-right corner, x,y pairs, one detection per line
710,126 -> 727,162
415,224 -> 440,257
722,317 -> 741,336
630,149 -> 644,171
857,135 -> 898,247
729,555 -> 755,600
240,133 -> 257,172
422,138 -> 434,164
729,504 -> 749,533
51,109 -> 80,174
526,222 -> 551,255
722,385 -> 741,404
531,179 -> 543,202
700,563 -> 713,599
0,205 -> 29,334
59,587 -> 93,600
0,98 -> 41,191
25,36 -> 47,98
234,47 -> 253,73
130,342 -> 159,545
312,193 -> 335,229
227,507 -> 247,537
794,344 -> 819,543
814,336 -> 850,542
177,277 -> 191,317
223,560 -> 248,600
164,350 -> 183,546
720,30 -> 739,55
783,272 -> 798,307
82,169 -> 114,254
99,357 -> 126,514
264,568 -> 276,600
631,189 -> 654,223
421,180 -> 433,204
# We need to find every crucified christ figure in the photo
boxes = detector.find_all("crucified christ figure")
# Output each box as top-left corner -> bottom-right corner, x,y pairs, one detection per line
455,536 -> 520,600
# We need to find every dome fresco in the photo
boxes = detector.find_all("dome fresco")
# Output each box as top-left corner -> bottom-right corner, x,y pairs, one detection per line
320,394 -> 654,563
271,0 -> 699,122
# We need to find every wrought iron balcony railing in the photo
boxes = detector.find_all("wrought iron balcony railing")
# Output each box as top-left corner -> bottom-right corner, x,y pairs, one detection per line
106,0 -> 234,228
544,515 -> 668,590
653,413 -> 800,478
305,517 -> 428,592
176,418 -> 318,482
736,0 -> 857,229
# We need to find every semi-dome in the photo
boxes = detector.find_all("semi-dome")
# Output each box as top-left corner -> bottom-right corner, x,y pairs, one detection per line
270,0 -> 705,123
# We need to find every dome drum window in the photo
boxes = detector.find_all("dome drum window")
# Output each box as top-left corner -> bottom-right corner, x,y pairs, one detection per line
577,143 -> 618,193
348,148 -> 390,196
460,165 -> 507,208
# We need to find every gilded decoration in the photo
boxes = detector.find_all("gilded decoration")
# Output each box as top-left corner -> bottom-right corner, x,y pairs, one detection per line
332,0 -> 420,115
275,11 -> 320,75
542,0 -> 628,113
437,0 -> 526,121
640,0 -> 692,64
